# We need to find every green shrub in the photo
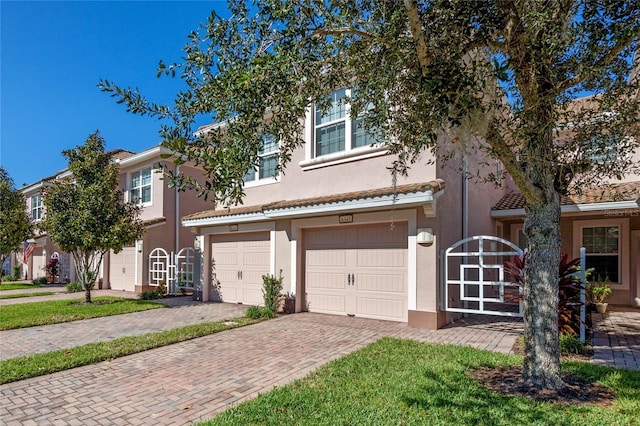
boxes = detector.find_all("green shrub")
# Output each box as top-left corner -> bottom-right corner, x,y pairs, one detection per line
12,264 -> 23,280
32,277 -> 47,285
246,305 -> 263,319
139,290 -> 162,300
1,275 -> 13,282
560,333 -> 588,355
66,282 -> 83,293
262,271 -> 284,316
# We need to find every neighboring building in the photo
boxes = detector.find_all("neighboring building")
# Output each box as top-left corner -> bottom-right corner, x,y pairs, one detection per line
17,146 -> 211,292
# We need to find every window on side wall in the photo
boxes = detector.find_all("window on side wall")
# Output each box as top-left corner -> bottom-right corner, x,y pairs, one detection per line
582,225 -> 619,283
309,88 -> 381,159
31,194 -> 43,221
243,134 -> 280,184
130,167 -> 152,205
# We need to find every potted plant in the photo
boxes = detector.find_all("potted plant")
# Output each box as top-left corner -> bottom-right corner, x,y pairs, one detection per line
279,291 -> 296,314
587,280 -> 613,314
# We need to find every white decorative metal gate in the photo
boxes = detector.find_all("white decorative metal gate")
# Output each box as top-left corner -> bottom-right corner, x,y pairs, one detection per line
444,235 -> 524,317
148,247 -> 197,295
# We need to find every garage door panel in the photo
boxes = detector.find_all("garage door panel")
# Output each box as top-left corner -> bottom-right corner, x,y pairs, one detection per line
356,297 -> 405,320
110,246 -> 136,292
356,224 -> 407,247
356,250 -> 405,267
307,250 -> 347,267
243,288 -> 263,306
307,272 -> 347,290
308,294 -> 346,313
306,228 -> 347,247
356,273 -> 405,293
213,252 -> 238,266
243,251 -> 269,266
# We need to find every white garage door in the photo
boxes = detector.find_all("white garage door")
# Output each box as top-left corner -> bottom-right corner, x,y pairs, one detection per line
211,232 -> 270,305
304,222 -> 408,322
110,246 -> 136,291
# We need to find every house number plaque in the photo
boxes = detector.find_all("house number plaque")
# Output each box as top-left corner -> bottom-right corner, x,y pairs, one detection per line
339,214 -> 353,224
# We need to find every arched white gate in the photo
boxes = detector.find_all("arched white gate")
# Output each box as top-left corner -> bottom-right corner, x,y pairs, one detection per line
148,247 -> 197,295
444,235 -> 524,317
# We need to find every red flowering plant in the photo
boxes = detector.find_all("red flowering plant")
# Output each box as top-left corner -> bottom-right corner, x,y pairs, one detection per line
505,252 -> 584,335
45,258 -> 59,282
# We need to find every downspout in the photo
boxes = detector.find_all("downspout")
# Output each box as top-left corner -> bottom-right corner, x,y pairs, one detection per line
462,154 -> 469,241
175,164 -> 180,254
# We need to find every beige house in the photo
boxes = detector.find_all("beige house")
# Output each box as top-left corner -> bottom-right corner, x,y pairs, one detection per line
18,146 -> 210,292
183,88 -> 640,329
183,89 -> 507,330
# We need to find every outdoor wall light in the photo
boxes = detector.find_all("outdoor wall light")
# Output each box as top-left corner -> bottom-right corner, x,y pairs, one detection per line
417,228 -> 434,246
135,240 -> 143,253
193,236 -> 202,251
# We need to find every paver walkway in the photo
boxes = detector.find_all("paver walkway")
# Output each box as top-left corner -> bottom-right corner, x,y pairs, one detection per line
0,312 -> 522,425
591,307 -> 640,371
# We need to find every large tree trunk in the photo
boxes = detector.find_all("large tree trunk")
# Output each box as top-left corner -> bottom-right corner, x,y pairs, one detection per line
522,189 -> 564,389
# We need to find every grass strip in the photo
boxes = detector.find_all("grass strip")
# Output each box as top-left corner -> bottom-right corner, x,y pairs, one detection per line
0,317 -> 259,384
204,338 -> 640,426
0,296 -> 164,330
0,283 -> 43,291
0,292 -> 56,300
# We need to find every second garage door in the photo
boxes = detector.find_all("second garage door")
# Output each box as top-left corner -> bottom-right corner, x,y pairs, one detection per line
210,231 -> 270,305
304,222 -> 408,322
110,246 -> 136,291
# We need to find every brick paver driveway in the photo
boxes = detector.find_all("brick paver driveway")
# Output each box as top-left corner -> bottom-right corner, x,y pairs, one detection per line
0,313 -> 522,425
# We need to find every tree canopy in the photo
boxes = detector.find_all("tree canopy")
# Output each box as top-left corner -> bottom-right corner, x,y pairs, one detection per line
40,132 -> 144,302
0,167 -> 33,275
101,0 -> 640,389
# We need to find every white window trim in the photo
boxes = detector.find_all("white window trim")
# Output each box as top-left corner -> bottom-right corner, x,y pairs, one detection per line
31,194 -> 43,222
129,167 -> 153,207
301,89 -> 387,170
573,218 -> 629,289
243,136 -> 281,188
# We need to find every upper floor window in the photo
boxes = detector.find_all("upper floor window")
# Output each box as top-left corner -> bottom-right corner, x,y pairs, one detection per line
130,167 -> 152,205
31,194 -> 43,221
582,225 -> 619,283
583,135 -> 619,164
243,134 -> 280,184
310,88 -> 381,158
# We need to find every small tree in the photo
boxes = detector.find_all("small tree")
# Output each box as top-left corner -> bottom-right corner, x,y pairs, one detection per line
40,132 -> 144,302
0,167 -> 33,278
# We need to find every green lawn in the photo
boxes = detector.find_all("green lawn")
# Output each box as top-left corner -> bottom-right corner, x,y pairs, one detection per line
0,317 -> 259,384
0,296 -> 163,330
0,282 -> 43,291
0,292 -> 56,300
204,338 -> 639,426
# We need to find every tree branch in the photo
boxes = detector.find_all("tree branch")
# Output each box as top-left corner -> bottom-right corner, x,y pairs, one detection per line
403,0 -> 431,77
558,26 -> 640,92
310,28 -> 392,48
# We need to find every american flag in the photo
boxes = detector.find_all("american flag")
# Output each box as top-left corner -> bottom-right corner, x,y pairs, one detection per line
23,241 -> 34,264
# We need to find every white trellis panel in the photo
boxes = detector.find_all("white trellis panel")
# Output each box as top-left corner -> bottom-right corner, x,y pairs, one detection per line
148,247 -> 197,295
444,235 -> 524,317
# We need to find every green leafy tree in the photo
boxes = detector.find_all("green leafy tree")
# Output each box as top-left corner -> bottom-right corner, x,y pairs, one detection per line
0,167 -> 33,278
40,132 -> 144,302
101,1 -> 640,389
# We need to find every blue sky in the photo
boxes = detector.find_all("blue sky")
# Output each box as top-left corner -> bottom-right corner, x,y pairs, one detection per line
1,1 -> 227,187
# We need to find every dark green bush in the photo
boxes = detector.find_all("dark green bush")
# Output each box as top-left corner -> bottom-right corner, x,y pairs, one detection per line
139,290 -> 162,300
246,306 -> 263,319
12,264 -> 23,280
66,282 -> 83,293
560,333 -> 589,355
33,277 -> 47,285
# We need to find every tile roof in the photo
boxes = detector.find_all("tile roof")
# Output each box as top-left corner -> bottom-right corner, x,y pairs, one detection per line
492,181 -> 640,211
183,180 -> 445,222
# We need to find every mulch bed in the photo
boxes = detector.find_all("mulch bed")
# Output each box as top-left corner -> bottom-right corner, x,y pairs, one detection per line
471,336 -> 613,406
471,366 -> 615,406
